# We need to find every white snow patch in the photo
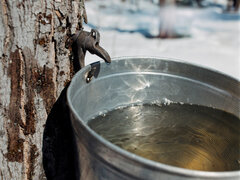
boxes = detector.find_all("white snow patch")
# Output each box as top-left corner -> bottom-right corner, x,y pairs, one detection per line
84,0 -> 240,80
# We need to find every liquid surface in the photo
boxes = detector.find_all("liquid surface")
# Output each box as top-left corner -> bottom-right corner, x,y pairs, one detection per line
88,103 -> 240,171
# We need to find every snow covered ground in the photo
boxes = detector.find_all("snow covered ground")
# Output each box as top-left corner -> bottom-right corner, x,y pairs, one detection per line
84,0 -> 240,80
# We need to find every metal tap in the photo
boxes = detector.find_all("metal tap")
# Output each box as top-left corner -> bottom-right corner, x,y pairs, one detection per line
70,29 -> 111,71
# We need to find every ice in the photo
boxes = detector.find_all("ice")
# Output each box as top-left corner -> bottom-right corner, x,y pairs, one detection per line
162,98 -> 173,105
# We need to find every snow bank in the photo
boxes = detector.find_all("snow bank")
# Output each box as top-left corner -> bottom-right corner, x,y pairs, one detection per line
84,0 -> 240,79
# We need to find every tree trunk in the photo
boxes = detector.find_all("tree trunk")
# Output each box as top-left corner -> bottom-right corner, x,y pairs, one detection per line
0,0 -> 86,179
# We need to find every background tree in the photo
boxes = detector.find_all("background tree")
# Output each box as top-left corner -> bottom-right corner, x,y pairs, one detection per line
0,0 -> 86,179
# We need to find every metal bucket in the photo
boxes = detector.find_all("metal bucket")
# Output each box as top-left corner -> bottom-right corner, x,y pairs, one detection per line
67,57 -> 240,180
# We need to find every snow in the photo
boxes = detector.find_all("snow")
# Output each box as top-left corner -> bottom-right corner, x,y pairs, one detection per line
84,0 -> 240,80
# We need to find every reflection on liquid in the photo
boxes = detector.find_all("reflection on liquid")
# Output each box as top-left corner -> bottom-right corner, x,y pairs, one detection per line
88,103 -> 240,171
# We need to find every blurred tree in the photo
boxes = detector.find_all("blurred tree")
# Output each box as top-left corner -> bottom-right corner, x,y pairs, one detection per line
227,0 -> 240,11
158,0 -> 177,38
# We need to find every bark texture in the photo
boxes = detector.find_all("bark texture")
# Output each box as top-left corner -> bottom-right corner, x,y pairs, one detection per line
0,0 -> 86,179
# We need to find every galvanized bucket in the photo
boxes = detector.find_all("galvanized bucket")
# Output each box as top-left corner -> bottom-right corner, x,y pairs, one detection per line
67,57 -> 240,180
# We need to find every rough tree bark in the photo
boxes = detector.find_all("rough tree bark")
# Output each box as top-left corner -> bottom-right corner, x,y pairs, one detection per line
0,0 -> 86,179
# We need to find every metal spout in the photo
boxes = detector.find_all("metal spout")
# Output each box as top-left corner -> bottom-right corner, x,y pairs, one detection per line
85,29 -> 111,64
88,44 -> 111,64
71,29 -> 111,72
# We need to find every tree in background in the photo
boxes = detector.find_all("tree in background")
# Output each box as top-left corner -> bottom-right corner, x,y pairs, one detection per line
158,0 -> 177,38
227,0 -> 240,11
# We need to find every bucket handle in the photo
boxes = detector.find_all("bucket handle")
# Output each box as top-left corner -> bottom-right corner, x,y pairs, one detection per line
86,61 -> 101,83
